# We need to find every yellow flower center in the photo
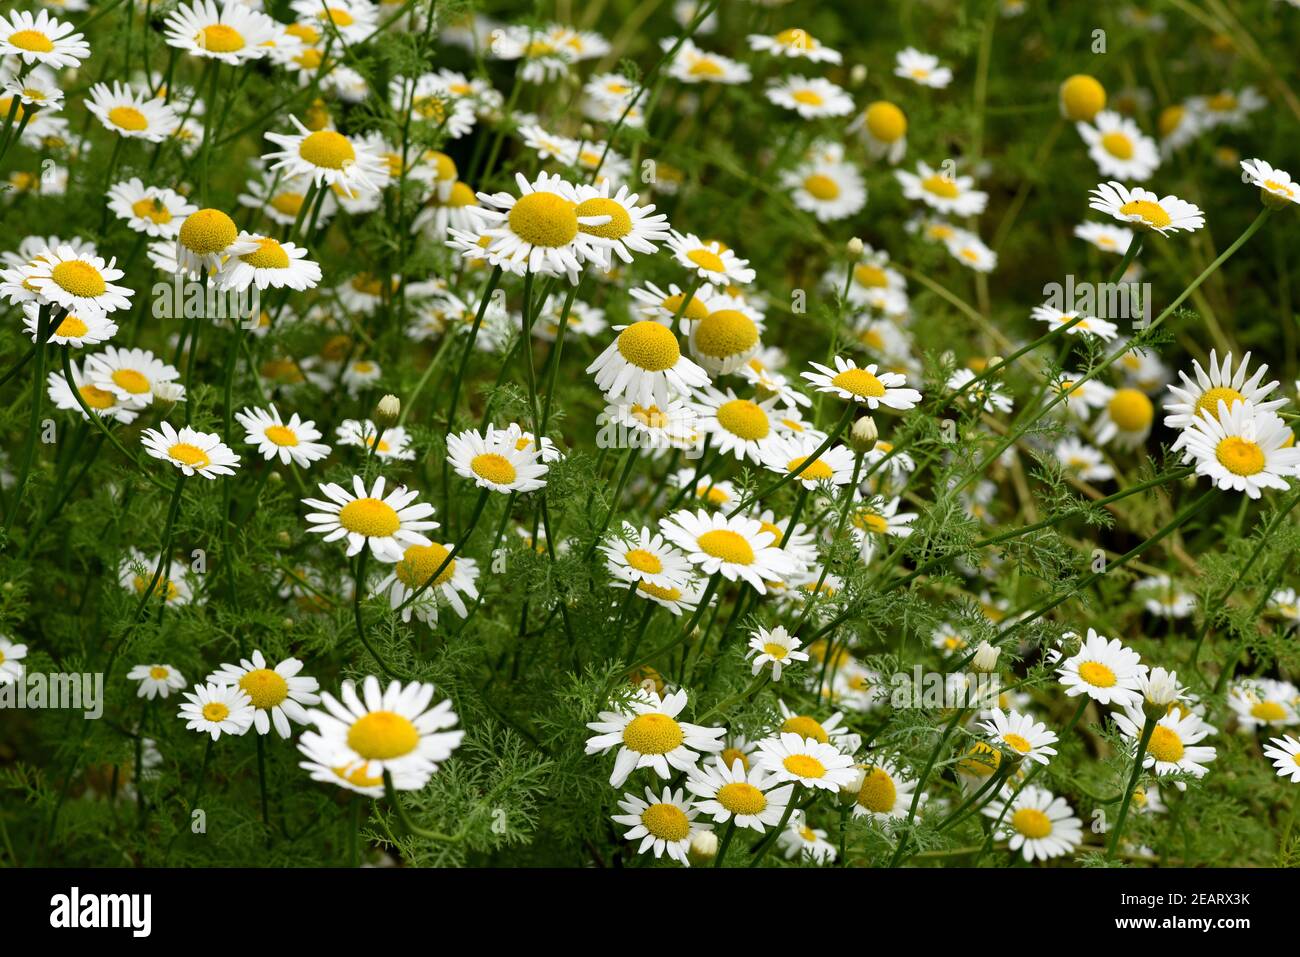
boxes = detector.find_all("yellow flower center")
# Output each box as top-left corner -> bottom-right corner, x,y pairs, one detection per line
51,260 -> 106,298
617,321 -> 681,371
241,237 -> 291,270
1147,725 -> 1184,763
865,101 -> 906,141
131,197 -> 173,224
149,666 -> 170,680
716,399 -> 769,441
239,668 -> 288,709
1002,733 -> 1032,753
696,529 -> 755,565
781,715 -> 828,743
717,782 -> 768,816
1207,93 -> 1236,112
270,192 -> 305,216
857,767 -> 897,813
922,175 -> 960,199
321,7 -> 354,27
202,702 -> 230,722
637,581 -> 682,602
1118,199 -> 1171,229
179,208 -> 238,253
1107,388 -> 1153,431
1078,660 -> 1117,688
720,747 -> 749,770
630,404 -> 668,429
791,89 -> 824,106
625,548 -> 663,574
87,381 -> 124,406
54,315 -> 89,338
803,173 -> 840,200
641,802 -> 690,841
1101,131 -> 1134,159
337,497 -> 400,537
1011,807 -> 1052,839
1215,436 -> 1265,476
508,191 -> 578,247
775,27 -> 812,48
958,742 -> 1001,776
167,443 -> 211,469
263,424 -> 298,447
831,367 -> 885,398
854,264 -> 888,289
108,106 -> 149,132
786,456 -> 834,481
622,712 -> 684,754
686,248 -> 726,273
347,711 -> 419,760
395,542 -> 456,589
332,764 -> 383,788
1060,74 -> 1106,121
9,29 -> 54,52
688,58 -> 724,78
299,129 -> 356,171
470,452 -> 517,485
694,309 -> 758,359
575,197 -> 632,240
198,24 -> 245,53
783,754 -> 826,778
1251,701 -> 1286,722
1191,387 -> 1245,423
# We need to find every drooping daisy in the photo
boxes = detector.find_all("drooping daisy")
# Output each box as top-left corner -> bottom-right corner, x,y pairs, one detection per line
759,434 -> 857,490
947,368 -> 1013,414
127,664 -> 187,700
1270,588 -> 1300,624
1111,702 -> 1217,782
86,82 -> 179,142
178,682 -> 256,740
778,814 -> 837,864
296,729 -> 427,797
1094,385 -> 1156,448
22,301 -> 116,348
208,650 -> 320,738
981,708 -> 1059,768
304,676 -> 464,790
1240,157 -> 1299,208
1089,181 -> 1205,235
616,577 -> 704,617
302,475 -> 438,561
601,399 -> 699,454
585,688 -> 724,787
945,230 -> 999,273
693,388 -> 781,463
853,99 -> 908,164
373,541 -> 480,626
600,524 -> 693,593
1031,303 -> 1118,341
47,361 -> 136,423
1074,220 -> 1134,254
1054,437 -> 1115,483
766,75 -> 854,119
1057,628 -> 1146,707
0,9 -> 89,69
263,116 -> 387,199
687,757 -> 795,832
612,785 -> 708,865
894,47 -> 952,88
446,424 -> 549,494
851,759 -> 917,821
571,181 -> 671,265
1179,400 -> 1300,498
141,422 -> 240,479
216,232 -> 321,292
1228,678 -> 1299,731
471,171 -> 612,279
1163,350 -> 1284,438
1078,111 -> 1161,181
20,245 -> 133,316
0,636 -> 28,686
983,785 -> 1084,862
587,320 -> 710,407
106,179 -> 196,239
666,232 -> 756,286
802,356 -> 922,410
746,625 -> 808,681
755,731 -> 858,792
1263,736 -> 1300,784
334,418 -> 414,462
117,547 -> 194,606
896,161 -> 988,216
663,38 -> 751,85
163,0 -> 280,64
659,509 -> 798,592
235,405 -> 331,467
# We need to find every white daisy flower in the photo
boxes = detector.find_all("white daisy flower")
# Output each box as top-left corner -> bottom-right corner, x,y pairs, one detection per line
1240,157 -> 1299,207
896,161 -> 988,216
0,636 -> 28,686
178,682 -> 255,740
216,232 -> 321,292
747,27 -> 841,63
600,523 -> 693,593
781,159 -> 867,222
334,418 -> 414,461
981,708 -> 1059,767
746,625 -> 808,681
47,360 -> 138,424
296,729 -> 428,797
1228,678 -> 1299,731
894,47 -> 952,88
84,345 -> 182,409
489,422 -> 563,463
373,541 -> 480,626
614,577 -> 704,617
778,814 -> 837,864
1057,628 -> 1146,707
141,422 -> 241,479
663,37 -> 751,85
853,99 -> 909,164
1111,702 -> 1217,782
585,688 -> 724,787
666,231 -> 756,286
471,171 -> 612,279
117,547 -> 194,606
948,367 -> 1013,414
304,676 -> 463,790
1192,86 -> 1267,129
687,295 -> 765,375
175,207 -> 259,276
445,424 -> 549,494
1263,735 -> 1300,784
1270,588 -> 1300,623
587,320 -> 710,408
766,74 -> 854,118
1179,399 -> 1300,499
163,0 -> 280,64
945,230 -> 999,273
1163,350 -> 1285,439
850,759 -> 918,820
1074,220 -> 1135,254
0,8 -> 89,69
86,81 -> 179,142
571,181 -> 672,265
289,0 -> 378,44
302,475 -> 438,561
759,434 -> 858,489
659,509 -> 798,592
1078,110 -> 1161,181
1094,385 -> 1156,448
848,495 -> 917,563
20,245 -> 133,316
208,650 -> 320,738
687,758 -> 795,832
802,356 -> 922,410
755,732 -> 858,791
983,785 -> 1084,862
1135,574 -> 1196,619
693,388 -> 782,463
235,405 -> 330,467
1055,437 -> 1115,482
263,115 -> 388,199
106,179 -> 196,239
22,301 -> 116,347
127,664 -> 187,700
612,785 -> 709,866
1089,181 -> 1205,235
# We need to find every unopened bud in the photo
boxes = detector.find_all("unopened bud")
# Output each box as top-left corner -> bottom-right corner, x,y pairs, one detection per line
579,123 -> 595,141
375,394 -> 400,428
152,382 -> 184,405
850,64 -> 868,86
688,830 -> 717,864
1141,666 -> 1183,719
840,765 -> 867,797
972,641 -> 1000,674
846,236 -> 865,258
848,416 -> 878,453
276,531 -> 292,546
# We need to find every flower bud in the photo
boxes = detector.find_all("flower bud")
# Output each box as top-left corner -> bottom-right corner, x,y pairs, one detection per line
374,394 -> 400,429
848,416 -> 878,453
972,641 -> 1001,674
688,830 -> 717,865
846,236 -> 865,258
